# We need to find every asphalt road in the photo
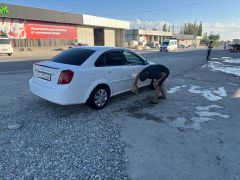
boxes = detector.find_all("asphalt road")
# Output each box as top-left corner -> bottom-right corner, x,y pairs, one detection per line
0,59 -> 43,74
0,49 -> 240,179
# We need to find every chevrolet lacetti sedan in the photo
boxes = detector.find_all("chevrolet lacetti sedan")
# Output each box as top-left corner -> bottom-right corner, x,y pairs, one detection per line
29,46 -> 153,109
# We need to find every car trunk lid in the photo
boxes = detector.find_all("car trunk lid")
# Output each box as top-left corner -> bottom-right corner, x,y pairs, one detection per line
33,61 -> 72,87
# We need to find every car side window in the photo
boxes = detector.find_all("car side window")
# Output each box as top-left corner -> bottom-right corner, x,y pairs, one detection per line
105,51 -> 126,66
95,54 -> 106,67
123,52 -> 145,65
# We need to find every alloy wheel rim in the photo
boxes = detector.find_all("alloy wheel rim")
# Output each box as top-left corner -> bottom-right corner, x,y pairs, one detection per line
94,89 -> 108,107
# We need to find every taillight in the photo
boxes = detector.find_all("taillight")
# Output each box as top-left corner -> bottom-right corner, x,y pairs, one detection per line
58,70 -> 74,84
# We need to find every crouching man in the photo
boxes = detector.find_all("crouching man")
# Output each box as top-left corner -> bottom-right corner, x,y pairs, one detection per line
132,64 -> 170,104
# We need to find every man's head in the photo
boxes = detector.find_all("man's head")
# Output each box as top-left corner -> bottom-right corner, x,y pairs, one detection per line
210,41 -> 213,44
139,70 -> 149,81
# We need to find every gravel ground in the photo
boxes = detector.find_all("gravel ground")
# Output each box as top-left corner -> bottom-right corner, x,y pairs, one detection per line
0,73 -> 128,179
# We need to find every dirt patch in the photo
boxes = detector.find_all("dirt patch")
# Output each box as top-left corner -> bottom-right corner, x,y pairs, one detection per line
116,96 -> 165,123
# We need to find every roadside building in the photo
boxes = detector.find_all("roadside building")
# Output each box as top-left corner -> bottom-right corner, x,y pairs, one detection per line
172,34 -> 202,47
125,29 -> 172,47
0,3 -> 129,47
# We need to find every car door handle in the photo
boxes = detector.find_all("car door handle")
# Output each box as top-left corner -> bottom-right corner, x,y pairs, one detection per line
108,70 -> 112,74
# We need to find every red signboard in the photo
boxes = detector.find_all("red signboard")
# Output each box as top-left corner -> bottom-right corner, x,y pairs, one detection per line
25,21 -> 77,39
0,18 -> 77,40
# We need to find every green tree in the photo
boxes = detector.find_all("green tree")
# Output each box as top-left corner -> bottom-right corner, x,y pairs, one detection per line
168,25 -> 171,32
162,23 -> 167,32
198,21 -> 202,36
200,33 -> 221,46
181,21 -> 202,36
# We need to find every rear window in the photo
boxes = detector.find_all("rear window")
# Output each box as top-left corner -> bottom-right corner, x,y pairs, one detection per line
162,42 -> 169,45
0,39 -> 10,44
51,48 -> 95,66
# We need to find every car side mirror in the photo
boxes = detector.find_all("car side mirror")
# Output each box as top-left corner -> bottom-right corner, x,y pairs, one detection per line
144,60 -> 149,65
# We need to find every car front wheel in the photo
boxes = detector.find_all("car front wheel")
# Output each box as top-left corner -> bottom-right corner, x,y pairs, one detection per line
88,86 -> 110,110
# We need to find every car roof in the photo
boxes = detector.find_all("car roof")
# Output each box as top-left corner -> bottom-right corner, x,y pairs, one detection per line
71,46 -> 126,51
69,46 -> 146,60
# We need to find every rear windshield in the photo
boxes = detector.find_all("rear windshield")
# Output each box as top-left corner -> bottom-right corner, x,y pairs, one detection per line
51,48 -> 95,66
162,42 -> 169,45
0,39 -> 10,44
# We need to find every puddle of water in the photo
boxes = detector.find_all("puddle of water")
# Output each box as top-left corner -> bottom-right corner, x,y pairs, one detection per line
167,85 -> 227,101
221,57 -> 232,59
228,83 -> 239,86
196,105 -> 223,111
170,104 -> 229,131
210,58 -> 222,60
190,117 -> 215,130
188,86 -> 227,101
170,117 -> 190,128
208,62 -> 240,77
205,56 -> 240,77
210,57 -> 232,61
167,85 -> 187,94
224,58 -> 240,64
195,111 -> 229,118
170,116 -> 214,131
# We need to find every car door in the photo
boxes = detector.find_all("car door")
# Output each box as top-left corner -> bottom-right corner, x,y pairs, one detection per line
123,51 -> 150,87
98,50 -> 130,95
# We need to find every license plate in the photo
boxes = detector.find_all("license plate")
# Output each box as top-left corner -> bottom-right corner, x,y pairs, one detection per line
37,71 -> 51,81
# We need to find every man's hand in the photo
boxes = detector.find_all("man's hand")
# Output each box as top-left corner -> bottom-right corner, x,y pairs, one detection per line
132,84 -> 139,95
154,72 -> 166,88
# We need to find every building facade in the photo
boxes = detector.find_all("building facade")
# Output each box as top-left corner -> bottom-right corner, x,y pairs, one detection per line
125,29 -> 202,47
172,34 -> 202,47
0,3 -> 130,47
125,29 -> 173,46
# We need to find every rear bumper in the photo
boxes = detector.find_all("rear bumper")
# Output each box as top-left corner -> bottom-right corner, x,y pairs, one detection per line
0,50 -> 13,54
160,47 -> 168,51
29,78 -> 86,105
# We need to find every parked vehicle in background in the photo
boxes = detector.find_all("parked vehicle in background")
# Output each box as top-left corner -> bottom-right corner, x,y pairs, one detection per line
148,41 -> 160,48
224,43 -> 232,51
160,39 -> 177,52
0,38 -> 13,56
69,43 -> 88,48
177,44 -> 185,48
29,46 -> 153,109
229,44 -> 240,52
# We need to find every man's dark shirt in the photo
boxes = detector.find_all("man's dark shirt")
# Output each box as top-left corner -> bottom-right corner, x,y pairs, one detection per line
208,44 -> 213,50
139,64 -> 170,80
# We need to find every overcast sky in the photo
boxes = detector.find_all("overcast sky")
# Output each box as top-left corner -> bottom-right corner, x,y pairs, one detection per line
2,0 -> 240,40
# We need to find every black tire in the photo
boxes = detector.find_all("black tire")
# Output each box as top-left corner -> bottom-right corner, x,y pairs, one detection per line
8,53 -> 12,56
88,85 -> 110,110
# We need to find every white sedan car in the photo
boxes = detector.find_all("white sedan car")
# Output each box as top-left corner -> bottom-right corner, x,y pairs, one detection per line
29,46 -> 152,109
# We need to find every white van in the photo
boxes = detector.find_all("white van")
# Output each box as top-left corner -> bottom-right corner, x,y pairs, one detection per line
160,39 -> 177,52
0,38 -> 13,56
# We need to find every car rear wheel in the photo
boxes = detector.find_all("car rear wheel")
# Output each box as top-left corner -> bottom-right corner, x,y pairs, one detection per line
88,85 -> 110,110
8,53 -> 12,56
